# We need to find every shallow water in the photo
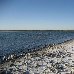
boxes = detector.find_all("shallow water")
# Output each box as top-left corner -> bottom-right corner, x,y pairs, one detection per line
0,30 -> 74,62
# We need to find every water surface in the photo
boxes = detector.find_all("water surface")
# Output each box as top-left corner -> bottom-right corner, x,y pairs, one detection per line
0,30 -> 74,62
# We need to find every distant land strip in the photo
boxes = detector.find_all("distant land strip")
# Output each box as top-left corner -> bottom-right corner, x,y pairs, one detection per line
0,30 -> 74,32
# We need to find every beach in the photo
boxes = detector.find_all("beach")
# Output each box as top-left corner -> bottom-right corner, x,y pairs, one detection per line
0,39 -> 74,74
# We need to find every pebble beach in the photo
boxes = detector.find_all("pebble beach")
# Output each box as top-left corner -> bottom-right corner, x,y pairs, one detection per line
0,39 -> 74,74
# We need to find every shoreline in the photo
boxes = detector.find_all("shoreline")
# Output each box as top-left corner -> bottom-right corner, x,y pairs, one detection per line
0,39 -> 73,64
0,39 -> 74,74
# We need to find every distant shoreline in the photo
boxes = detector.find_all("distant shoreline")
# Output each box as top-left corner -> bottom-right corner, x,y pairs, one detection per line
0,30 -> 74,32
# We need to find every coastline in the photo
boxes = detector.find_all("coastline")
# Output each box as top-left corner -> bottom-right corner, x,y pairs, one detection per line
0,39 -> 74,74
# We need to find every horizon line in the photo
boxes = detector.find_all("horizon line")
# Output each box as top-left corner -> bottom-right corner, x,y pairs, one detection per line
0,30 -> 74,31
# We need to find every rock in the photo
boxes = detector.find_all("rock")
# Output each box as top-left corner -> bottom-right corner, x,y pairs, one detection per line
1,70 -> 13,74
10,63 -> 15,67
23,71 -> 30,74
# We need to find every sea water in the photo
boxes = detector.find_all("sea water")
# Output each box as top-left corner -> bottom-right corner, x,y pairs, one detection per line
0,30 -> 74,62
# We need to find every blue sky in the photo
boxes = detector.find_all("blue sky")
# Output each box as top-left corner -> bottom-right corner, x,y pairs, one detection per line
0,0 -> 74,30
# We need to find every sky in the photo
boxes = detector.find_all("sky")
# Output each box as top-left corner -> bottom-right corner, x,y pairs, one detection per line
0,0 -> 74,30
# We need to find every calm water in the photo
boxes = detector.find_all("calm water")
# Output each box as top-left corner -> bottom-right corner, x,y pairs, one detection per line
0,30 -> 74,62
